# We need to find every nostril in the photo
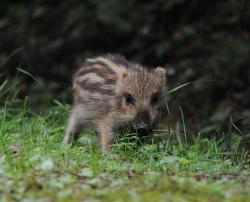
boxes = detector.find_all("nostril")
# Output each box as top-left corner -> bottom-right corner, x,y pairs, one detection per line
134,122 -> 148,129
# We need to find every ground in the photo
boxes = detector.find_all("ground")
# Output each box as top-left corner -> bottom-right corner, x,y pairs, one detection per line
0,102 -> 249,202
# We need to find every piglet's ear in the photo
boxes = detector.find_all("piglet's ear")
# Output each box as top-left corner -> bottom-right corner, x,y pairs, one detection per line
155,66 -> 166,86
122,71 -> 128,79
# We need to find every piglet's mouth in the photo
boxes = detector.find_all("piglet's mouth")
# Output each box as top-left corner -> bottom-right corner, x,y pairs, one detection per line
133,122 -> 152,137
136,128 -> 152,136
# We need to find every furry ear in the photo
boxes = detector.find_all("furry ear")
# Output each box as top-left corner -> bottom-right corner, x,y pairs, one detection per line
122,71 -> 128,79
155,67 -> 166,86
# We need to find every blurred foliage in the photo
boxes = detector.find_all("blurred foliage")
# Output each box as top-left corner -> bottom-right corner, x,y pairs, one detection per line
0,0 -> 250,136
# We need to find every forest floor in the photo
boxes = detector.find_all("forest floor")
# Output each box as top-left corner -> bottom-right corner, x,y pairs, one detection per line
0,102 -> 249,202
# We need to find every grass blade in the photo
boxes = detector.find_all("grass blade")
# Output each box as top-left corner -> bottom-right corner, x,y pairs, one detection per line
17,67 -> 43,85
165,80 -> 214,95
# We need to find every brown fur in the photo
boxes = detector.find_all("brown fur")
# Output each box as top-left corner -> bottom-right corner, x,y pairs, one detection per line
63,54 -> 166,151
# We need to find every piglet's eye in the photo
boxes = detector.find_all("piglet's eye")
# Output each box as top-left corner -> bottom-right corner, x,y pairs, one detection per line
151,92 -> 161,104
124,93 -> 134,105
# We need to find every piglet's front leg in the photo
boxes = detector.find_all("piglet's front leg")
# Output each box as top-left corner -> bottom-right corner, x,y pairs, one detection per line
97,121 -> 114,152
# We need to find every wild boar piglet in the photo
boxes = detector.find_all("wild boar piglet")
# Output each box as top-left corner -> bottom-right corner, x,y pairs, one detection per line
63,54 -> 166,151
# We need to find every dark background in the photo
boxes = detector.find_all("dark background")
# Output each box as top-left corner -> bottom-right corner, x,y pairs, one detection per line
0,0 -> 250,139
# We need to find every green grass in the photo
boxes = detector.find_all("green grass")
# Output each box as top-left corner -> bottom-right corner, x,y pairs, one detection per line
0,99 -> 249,202
0,73 -> 249,201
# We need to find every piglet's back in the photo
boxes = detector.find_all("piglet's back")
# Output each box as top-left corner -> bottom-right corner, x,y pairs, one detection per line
72,54 -> 128,115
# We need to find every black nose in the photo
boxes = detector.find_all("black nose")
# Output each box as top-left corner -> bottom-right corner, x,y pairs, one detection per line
134,110 -> 151,126
133,110 -> 152,136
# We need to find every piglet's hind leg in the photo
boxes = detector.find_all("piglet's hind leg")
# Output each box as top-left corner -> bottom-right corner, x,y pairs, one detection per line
63,110 -> 81,144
